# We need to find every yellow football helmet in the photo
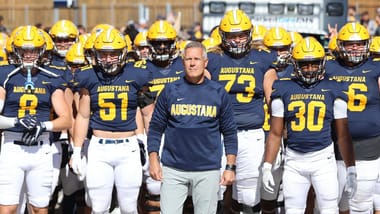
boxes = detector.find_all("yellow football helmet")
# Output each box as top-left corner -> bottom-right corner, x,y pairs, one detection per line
91,23 -> 114,35
219,9 -> 252,57
39,29 -> 55,66
78,33 -> 91,45
202,37 -> 221,52
370,36 -> 380,59
0,48 -> 8,65
289,31 -> 303,47
6,26 -> 25,65
327,35 -> 338,59
210,26 -> 222,44
147,20 -> 177,63
49,20 -> 79,57
134,31 -> 151,60
176,40 -> 191,56
124,34 -> 133,52
50,19 -> 79,39
264,27 -> 292,69
12,25 -> 46,68
251,24 -> 267,50
93,28 -> 127,76
337,22 -> 370,64
292,37 -> 326,85
65,42 -> 88,70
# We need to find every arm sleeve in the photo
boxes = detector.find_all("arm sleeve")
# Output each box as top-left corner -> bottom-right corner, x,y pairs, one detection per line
333,98 -> 347,119
147,87 -> 169,153
219,90 -> 238,156
271,98 -> 284,117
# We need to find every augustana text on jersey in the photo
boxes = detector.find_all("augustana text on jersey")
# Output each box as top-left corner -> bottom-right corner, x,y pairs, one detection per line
13,86 -> 46,94
171,104 -> 217,117
330,76 -> 366,82
220,67 -> 254,74
290,93 -> 325,101
97,85 -> 130,92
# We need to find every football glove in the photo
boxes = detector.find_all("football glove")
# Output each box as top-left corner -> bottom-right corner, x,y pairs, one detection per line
261,162 -> 275,194
21,122 -> 46,145
16,114 -> 38,130
70,146 -> 87,181
137,134 -> 147,167
344,166 -> 357,199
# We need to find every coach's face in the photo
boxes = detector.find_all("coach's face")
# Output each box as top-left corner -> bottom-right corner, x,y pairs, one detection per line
183,47 -> 208,84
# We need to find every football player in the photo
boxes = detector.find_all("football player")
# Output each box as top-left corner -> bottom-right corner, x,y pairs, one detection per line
261,26 -> 295,214
262,37 -> 356,213
325,22 -> 380,214
206,9 -> 276,213
70,28 -> 153,214
0,25 -> 72,214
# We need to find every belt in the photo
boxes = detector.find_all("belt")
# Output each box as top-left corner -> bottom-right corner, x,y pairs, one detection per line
14,140 -> 44,146
98,138 -> 129,144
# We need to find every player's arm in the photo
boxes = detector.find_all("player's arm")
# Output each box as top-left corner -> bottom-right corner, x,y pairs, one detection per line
333,98 -> 355,167
50,88 -> 73,131
72,88 -> 91,148
138,84 -> 155,134
263,68 -> 278,105
264,98 -> 284,164
0,87 -> 18,129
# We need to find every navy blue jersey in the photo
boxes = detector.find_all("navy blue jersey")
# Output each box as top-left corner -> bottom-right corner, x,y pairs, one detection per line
263,64 -> 295,133
207,49 -> 276,130
271,78 -> 346,153
325,59 -> 380,139
50,54 -> 66,67
147,57 -> 185,99
0,65 -> 66,132
148,77 -> 238,171
75,65 -> 151,132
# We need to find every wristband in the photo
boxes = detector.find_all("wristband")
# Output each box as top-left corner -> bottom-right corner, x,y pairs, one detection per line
225,164 -> 236,172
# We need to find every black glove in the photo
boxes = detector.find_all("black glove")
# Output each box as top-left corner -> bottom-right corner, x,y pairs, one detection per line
137,138 -> 147,166
21,122 -> 46,145
16,114 -> 38,130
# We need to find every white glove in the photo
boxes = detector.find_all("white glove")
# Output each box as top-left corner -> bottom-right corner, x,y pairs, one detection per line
71,146 -> 86,181
344,166 -> 357,199
261,162 -> 275,194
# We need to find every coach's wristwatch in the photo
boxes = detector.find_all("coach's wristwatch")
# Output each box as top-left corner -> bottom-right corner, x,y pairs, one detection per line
225,164 -> 236,172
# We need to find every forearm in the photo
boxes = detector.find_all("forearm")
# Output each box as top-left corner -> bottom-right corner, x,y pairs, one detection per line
226,154 -> 236,165
141,103 -> 154,134
264,134 -> 282,164
73,114 -> 89,148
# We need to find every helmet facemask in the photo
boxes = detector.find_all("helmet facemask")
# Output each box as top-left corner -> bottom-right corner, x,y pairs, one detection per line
13,46 -> 46,70
294,59 -> 326,85
220,30 -> 252,58
150,39 -> 176,64
95,49 -> 126,76
337,40 -> 369,65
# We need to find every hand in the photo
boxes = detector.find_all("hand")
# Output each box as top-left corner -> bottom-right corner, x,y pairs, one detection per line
344,166 -> 357,199
16,114 -> 38,130
21,121 -> 46,145
220,170 -> 235,186
70,147 -> 86,181
261,162 -> 275,194
149,153 -> 162,181
137,134 -> 147,167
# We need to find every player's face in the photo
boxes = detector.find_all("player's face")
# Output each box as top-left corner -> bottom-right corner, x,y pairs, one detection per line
54,38 -> 76,55
342,41 -> 366,58
97,50 -> 120,65
137,46 -> 151,59
18,48 -> 40,64
299,60 -> 320,78
225,31 -> 249,46
183,47 -> 208,83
